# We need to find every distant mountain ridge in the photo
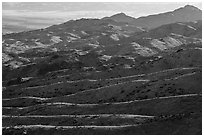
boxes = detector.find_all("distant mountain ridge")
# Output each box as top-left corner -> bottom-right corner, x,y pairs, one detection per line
2,4 -> 202,70
130,5 -> 201,29
103,5 -> 202,30
3,5 -> 202,34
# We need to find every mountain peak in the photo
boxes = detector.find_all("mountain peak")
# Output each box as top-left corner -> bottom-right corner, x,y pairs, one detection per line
176,4 -> 201,11
184,5 -> 199,9
102,12 -> 136,23
112,12 -> 127,17
130,4 -> 202,29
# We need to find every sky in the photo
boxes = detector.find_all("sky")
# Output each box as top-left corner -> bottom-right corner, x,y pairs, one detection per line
2,2 -> 202,34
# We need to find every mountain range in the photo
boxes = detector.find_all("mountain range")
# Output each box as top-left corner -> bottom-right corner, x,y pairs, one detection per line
2,5 -> 202,135
103,5 -> 202,29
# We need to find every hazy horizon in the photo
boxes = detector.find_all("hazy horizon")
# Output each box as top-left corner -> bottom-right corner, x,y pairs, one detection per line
2,2 -> 202,34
